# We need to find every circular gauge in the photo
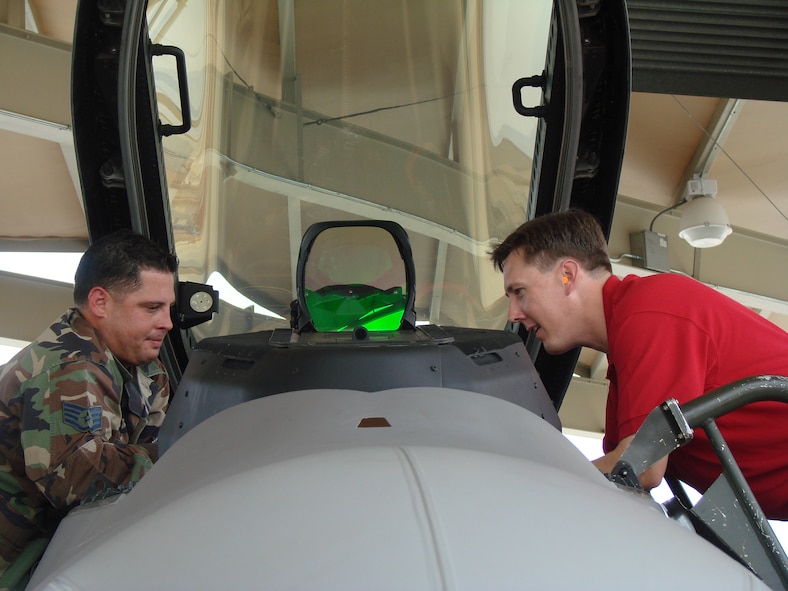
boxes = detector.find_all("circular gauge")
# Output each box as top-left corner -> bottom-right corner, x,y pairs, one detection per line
189,291 -> 214,313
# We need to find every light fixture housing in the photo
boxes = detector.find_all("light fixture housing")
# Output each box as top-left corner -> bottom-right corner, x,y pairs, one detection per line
678,195 -> 732,248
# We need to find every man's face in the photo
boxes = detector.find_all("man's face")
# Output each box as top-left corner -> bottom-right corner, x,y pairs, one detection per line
502,250 -> 572,354
100,269 -> 176,366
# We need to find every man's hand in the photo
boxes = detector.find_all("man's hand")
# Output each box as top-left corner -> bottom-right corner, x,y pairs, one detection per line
592,434 -> 667,490
135,442 -> 159,462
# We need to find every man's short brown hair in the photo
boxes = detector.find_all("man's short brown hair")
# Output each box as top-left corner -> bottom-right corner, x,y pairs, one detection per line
74,230 -> 178,307
490,210 -> 612,273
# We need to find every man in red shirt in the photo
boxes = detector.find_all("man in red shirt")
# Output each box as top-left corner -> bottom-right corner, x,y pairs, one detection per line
490,209 -> 788,519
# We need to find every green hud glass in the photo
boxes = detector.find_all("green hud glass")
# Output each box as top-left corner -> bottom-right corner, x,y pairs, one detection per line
292,221 -> 417,333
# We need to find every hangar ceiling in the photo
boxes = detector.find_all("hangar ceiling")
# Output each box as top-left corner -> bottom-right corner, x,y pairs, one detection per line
628,0 -> 788,102
0,0 -> 786,434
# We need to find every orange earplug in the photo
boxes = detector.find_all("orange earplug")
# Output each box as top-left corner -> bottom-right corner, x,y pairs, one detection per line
562,276 -> 569,286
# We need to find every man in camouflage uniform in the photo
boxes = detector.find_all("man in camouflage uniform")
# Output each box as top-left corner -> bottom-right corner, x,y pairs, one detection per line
0,230 -> 178,589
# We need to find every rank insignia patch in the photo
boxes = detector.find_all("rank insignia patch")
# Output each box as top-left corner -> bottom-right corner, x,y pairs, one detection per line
63,402 -> 103,433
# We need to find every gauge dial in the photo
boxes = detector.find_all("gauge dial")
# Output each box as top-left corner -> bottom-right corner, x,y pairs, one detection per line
189,291 -> 214,313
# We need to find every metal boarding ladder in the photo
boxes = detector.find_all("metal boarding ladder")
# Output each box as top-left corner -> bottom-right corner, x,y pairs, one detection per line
610,375 -> 788,591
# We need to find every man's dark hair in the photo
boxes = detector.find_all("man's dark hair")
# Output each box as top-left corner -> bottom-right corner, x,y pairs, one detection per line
74,230 -> 178,307
490,210 -> 612,273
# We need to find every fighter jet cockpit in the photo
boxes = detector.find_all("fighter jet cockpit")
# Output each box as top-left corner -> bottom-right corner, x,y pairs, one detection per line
157,219 -> 561,454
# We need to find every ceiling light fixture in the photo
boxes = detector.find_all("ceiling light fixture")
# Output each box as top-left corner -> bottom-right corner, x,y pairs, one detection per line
648,175 -> 732,249
677,176 -> 732,248
678,195 -> 732,248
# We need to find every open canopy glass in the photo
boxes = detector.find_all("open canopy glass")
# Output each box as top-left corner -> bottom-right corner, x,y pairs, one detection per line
145,0 -> 552,341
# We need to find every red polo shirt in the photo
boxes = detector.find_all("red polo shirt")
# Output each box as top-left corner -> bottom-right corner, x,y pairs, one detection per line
602,273 -> 788,519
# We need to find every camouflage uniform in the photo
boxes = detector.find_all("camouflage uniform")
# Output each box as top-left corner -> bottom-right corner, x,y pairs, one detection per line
0,309 -> 169,588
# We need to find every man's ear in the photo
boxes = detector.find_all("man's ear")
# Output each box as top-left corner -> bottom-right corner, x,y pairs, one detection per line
87,286 -> 111,319
559,259 -> 580,288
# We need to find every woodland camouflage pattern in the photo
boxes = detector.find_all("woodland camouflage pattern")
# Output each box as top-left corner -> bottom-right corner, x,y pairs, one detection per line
0,309 -> 169,587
